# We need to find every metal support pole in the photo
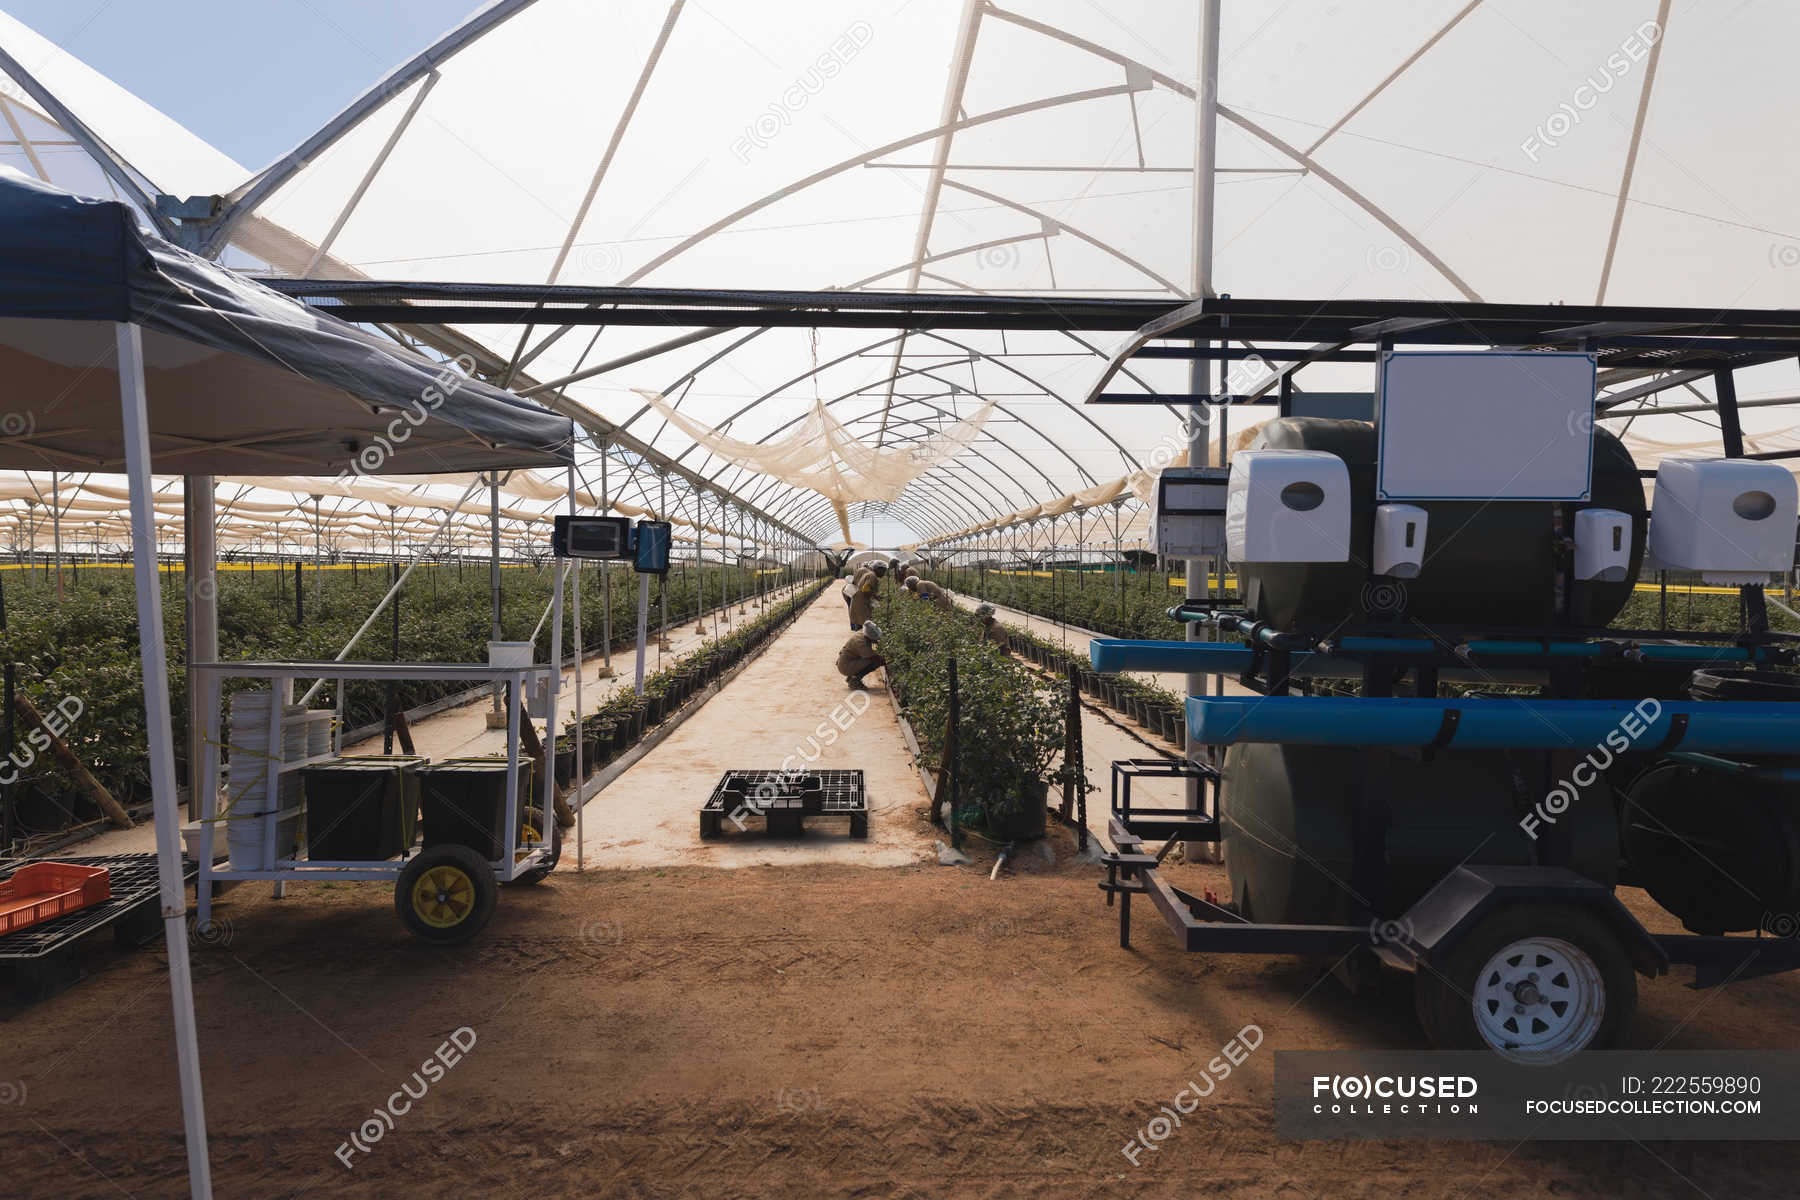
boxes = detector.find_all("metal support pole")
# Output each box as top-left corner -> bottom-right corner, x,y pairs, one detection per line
184,476 -> 218,823
658,471 -> 669,654
1715,367 -> 1745,459
50,470 -> 62,601
634,572 -> 650,694
1186,0 -> 1222,843
490,475 -> 504,716
599,445 -> 614,675
119,323 -> 212,1199
570,464 -> 584,869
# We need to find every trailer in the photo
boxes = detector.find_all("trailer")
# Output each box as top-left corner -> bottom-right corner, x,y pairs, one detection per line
1087,309 -> 1800,1064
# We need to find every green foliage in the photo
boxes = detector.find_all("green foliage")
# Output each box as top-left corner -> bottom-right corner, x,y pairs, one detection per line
875,590 -> 1073,826
0,560 -> 826,828
1613,584 -> 1799,635
934,565 -> 1230,640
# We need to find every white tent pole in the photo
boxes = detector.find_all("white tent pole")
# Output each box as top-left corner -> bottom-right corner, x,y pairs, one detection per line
117,322 -> 213,1200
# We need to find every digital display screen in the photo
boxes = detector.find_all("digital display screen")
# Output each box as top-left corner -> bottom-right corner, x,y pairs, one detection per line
553,515 -> 631,559
569,522 -> 624,555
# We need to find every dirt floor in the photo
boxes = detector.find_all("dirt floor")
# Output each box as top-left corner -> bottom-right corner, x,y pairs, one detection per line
5,834 -> 1800,1199
13,586 -> 1800,1197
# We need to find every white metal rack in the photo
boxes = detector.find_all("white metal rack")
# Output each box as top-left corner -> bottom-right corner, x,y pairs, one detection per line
190,658 -> 559,927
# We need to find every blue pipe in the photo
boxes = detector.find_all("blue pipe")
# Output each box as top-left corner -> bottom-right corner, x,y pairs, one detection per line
1331,636 -> 1767,663
1088,639 -> 1546,683
1091,639 -> 1301,675
1093,637 -> 1773,678
1187,695 -> 1800,754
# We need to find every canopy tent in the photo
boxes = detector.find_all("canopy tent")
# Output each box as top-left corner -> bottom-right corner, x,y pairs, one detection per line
0,172 -> 570,476
0,172 -> 575,1199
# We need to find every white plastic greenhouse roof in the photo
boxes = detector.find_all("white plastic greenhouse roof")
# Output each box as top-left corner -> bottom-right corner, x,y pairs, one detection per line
4,0 -> 1800,551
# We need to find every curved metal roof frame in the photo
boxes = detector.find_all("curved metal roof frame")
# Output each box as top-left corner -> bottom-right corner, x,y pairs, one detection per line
26,0 -> 1761,549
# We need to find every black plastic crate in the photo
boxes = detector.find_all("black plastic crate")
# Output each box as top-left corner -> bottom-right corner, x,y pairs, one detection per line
419,761 -> 514,860
701,769 -> 867,839
302,757 -> 422,861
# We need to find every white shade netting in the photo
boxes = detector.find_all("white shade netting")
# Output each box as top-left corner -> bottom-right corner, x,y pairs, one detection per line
634,388 -> 992,544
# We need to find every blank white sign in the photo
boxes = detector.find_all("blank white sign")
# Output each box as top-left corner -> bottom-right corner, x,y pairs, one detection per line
1376,351 -> 1596,501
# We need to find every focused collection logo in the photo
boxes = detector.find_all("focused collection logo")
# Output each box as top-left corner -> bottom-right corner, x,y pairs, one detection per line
1311,1073 -> 1480,1117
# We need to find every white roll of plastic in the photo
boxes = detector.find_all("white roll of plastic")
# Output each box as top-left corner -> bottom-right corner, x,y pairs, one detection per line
305,710 -> 333,759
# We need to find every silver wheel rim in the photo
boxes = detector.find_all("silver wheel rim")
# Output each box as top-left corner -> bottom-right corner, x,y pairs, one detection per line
1471,935 -> 1605,1065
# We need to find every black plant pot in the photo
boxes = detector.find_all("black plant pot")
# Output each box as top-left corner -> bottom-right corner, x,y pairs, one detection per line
582,730 -> 602,773
986,780 -> 1048,841
554,746 -> 575,787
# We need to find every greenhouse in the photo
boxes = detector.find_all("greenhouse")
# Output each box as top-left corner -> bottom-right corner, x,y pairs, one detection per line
2,2 -> 1799,1196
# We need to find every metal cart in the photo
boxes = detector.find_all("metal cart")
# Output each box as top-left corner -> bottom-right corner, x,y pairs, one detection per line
190,658 -> 560,943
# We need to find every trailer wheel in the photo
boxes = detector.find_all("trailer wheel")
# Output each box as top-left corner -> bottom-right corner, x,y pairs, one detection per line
1414,904 -> 1634,1064
510,821 -> 562,886
396,844 -> 497,944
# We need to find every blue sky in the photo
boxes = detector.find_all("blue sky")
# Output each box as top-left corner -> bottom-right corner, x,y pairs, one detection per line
2,0 -> 461,168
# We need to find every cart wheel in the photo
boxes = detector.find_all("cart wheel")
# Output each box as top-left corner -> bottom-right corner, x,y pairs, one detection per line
511,821 -> 562,886
396,844 -> 497,944
1414,904 -> 1634,1064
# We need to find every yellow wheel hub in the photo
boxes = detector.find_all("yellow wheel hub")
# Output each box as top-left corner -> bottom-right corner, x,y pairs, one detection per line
411,865 -> 477,929
517,822 -> 542,862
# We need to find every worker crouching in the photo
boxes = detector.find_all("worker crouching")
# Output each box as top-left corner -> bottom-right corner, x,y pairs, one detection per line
903,576 -> 950,605
837,620 -> 886,689
975,603 -> 1008,647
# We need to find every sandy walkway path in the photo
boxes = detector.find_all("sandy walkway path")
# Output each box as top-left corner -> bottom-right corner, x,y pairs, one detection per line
561,584 -> 936,869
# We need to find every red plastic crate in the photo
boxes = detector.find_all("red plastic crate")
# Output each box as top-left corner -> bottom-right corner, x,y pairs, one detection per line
0,862 -> 112,936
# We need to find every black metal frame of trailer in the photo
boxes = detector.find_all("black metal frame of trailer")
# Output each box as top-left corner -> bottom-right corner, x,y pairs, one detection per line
1099,768 -> 1800,993
0,854 -> 194,1002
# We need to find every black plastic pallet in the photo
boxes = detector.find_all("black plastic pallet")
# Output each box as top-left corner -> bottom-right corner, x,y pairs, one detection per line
701,769 -> 868,839
0,853 -> 192,1003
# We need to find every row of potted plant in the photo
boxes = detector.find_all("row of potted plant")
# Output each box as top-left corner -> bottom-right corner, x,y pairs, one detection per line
1001,626 -> 1188,749
551,577 -> 831,785
938,566 -> 1218,641
875,591 -> 1078,840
